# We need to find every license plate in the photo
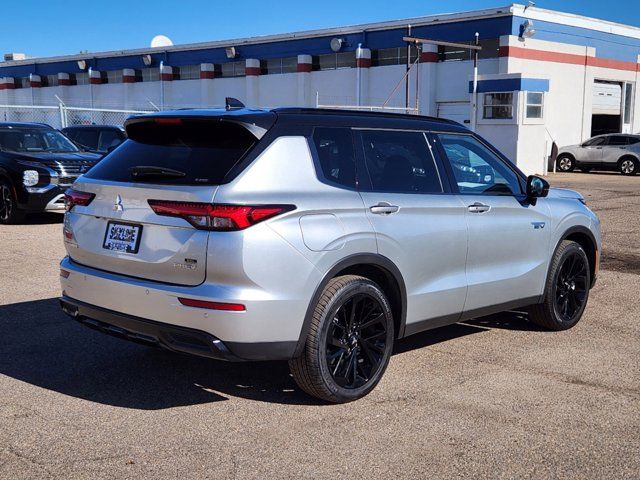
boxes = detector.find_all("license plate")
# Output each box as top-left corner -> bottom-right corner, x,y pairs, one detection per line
103,221 -> 143,254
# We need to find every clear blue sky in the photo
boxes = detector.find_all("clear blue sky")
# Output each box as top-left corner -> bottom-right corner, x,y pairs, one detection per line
2,0 -> 638,58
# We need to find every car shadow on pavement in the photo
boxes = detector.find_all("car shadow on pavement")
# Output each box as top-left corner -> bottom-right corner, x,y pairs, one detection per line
0,298 -> 536,409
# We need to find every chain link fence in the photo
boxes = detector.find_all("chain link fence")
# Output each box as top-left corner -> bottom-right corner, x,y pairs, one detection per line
0,104 -> 154,129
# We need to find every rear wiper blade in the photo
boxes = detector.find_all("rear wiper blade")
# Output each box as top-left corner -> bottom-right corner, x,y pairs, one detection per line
130,166 -> 186,179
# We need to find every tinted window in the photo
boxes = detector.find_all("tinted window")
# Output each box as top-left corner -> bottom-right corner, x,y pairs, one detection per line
67,129 -> 99,150
312,128 -> 356,188
583,136 -> 606,147
437,134 -> 521,196
0,128 -> 79,153
85,119 -> 257,185
98,130 -> 124,152
360,130 -> 442,193
608,135 -> 628,146
628,137 -> 640,145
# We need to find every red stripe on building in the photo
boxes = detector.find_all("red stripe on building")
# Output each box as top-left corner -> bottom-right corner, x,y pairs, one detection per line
200,70 -> 216,79
30,81 -> 41,88
356,58 -> 371,68
245,67 -> 261,76
500,46 -> 640,72
297,63 -> 312,73
160,73 -> 173,81
420,52 -> 439,63
58,78 -> 71,86
122,76 -> 136,83
90,77 -> 102,85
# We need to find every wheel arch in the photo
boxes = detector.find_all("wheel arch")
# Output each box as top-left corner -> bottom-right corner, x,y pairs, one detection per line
558,225 -> 598,288
617,153 -> 639,168
292,254 -> 407,358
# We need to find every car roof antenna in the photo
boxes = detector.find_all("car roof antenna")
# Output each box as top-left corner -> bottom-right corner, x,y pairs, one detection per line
225,97 -> 245,111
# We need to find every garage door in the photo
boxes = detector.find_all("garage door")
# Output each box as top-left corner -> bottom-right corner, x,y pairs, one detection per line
593,82 -> 621,115
437,102 -> 470,125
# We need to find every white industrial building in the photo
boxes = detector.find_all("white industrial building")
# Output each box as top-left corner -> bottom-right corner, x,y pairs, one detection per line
1,3 -> 639,175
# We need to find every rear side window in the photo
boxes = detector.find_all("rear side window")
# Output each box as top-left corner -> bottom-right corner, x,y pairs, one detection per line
98,130 -> 123,152
608,135 -> 628,146
359,130 -> 443,193
85,119 -> 257,185
311,127 -> 356,188
68,129 -> 99,150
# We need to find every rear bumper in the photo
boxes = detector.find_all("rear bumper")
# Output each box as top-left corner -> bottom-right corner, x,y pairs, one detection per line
59,256 -> 313,360
60,295 -> 244,361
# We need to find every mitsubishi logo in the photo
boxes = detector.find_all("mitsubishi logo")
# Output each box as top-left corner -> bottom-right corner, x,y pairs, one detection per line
113,194 -> 124,212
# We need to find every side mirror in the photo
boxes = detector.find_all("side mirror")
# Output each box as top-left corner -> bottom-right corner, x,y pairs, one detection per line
526,175 -> 549,200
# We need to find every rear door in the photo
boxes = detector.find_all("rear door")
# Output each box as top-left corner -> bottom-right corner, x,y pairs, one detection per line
65,116 -> 268,286
602,135 -> 629,167
433,133 -> 551,312
355,129 -> 468,333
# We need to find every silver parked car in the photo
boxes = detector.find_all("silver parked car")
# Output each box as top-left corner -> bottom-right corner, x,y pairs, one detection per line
59,106 -> 601,403
557,134 -> 640,175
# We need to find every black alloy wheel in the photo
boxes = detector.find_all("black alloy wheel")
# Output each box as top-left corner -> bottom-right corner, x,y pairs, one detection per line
325,293 -> 388,389
553,251 -> 588,324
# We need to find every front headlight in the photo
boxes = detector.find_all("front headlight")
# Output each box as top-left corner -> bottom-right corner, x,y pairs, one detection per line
23,170 -> 39,187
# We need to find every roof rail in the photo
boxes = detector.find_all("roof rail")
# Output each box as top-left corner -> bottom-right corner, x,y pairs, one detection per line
271,107 -> 460,125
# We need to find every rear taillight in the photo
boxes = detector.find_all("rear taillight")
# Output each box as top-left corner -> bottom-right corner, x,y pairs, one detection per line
64,188 -> 95,212
147,200 -> 294,231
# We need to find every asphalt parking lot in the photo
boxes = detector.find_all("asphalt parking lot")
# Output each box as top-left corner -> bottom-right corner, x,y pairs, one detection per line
1,172 -> 638,479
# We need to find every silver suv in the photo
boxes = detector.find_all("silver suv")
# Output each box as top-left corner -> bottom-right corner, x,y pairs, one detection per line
557,134 -> 640,175
59,107 -> 601,403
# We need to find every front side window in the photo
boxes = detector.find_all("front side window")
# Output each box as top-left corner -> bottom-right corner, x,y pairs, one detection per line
525,92 -> 544,119
98,130 -> 124,152
582,136 -> 606,147
311,128 -> 356,188
359,130 -> 442,194
437,134 -> 521,196
0,128 -> 79,153
483,93 -> 513,119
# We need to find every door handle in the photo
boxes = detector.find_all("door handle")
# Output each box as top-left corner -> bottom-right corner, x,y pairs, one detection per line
467,202 -> 491,213
370,202 -> 399,215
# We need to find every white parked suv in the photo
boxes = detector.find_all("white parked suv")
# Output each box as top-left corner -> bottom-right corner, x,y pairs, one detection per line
60,106 -> 601,402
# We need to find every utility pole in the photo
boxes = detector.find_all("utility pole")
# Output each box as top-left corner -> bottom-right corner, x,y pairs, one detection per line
405,25 -> 412,112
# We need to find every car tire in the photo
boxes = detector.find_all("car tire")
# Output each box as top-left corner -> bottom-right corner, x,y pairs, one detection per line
289,275 -> 395,403
527,240 -> 590,331
618,156 -> 639,176
556,154 -> 575,172
0,180 -> 25,225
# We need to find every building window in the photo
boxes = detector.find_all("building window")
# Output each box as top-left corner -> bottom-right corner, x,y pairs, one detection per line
106,70 -> 123,84
371,47 -> 418,67
438,38 -> 499,62
483,92 -> 513,119
313,52 -> 356,70
525,92 -> 543,119
220,61 -> 245,77
624,83 -> 633,124
140,68 -> 159,82
14,77 -> 29,88
45,74 -> 58,87
175,65 -> 200,80
262,57 -> 297,74
73,72 -> 89,85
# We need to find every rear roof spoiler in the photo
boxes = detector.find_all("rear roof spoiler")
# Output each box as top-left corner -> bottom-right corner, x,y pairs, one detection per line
124,108 -> 277,140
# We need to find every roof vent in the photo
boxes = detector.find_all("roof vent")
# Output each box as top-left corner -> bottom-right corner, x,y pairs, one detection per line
4,53 -> 26,61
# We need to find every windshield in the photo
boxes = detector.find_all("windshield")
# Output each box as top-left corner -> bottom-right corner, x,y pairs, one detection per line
0,128 -> 80,153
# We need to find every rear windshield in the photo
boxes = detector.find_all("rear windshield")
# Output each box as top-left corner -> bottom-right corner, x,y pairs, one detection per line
85,119 -> 257,185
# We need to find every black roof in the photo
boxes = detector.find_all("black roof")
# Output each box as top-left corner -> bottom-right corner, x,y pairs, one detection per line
126,106 -> 469,135
61,125 -> 124,130
0,122 -> 53,129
